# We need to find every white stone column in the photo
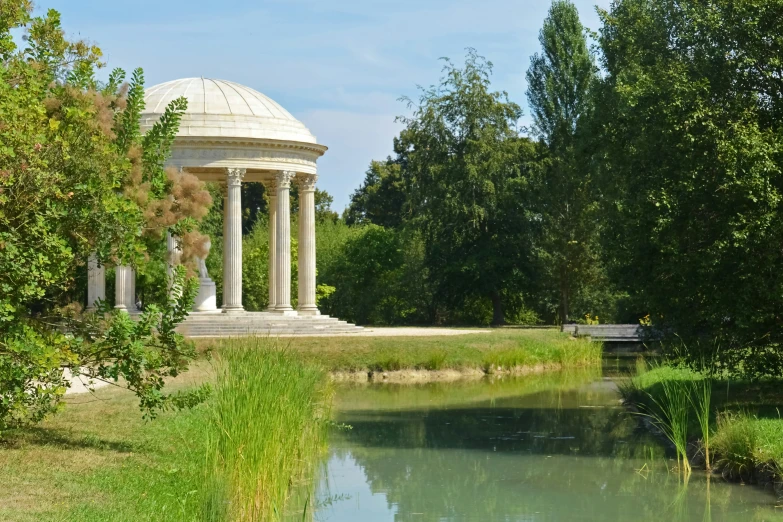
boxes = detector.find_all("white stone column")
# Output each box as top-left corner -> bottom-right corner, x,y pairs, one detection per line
129,268 -> 138,312
87,253 -> 105,310
114,265 -> 131,312
221,186 -> 228,305
297,173 -> 320,315
264,179 -> 278,312
274,171 -> 296,314
166,232 -> 180,282
222,168 -> 245,313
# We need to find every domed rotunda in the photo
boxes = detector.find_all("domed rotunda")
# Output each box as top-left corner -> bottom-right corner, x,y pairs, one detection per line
86,79 -> 360,334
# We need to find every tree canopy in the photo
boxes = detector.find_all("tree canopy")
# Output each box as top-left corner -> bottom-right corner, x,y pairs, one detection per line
397,50 -> 533,325
596,0 -> 783,377
0,3 -> 211,428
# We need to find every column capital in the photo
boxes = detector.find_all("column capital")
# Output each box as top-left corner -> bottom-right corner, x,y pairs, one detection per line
226,168 -> 246,187
275,170 -> 296,189
296,173 -> 318,192
262,177 -> 278,194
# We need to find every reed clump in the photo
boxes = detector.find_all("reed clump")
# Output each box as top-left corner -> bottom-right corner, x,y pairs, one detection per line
712,412 -> 783,482
622,365 -> 694,475
203,339 -> 332,522
622,362 -> 783,484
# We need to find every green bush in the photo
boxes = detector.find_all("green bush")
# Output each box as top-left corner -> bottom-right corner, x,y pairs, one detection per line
319,225 -> 433,325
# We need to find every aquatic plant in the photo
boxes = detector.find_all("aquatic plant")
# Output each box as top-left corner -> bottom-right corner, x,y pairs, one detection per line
203,339 -> 332,521
689,375 -> 712,470
711,411 -> 757,480
627,365 -> 692,476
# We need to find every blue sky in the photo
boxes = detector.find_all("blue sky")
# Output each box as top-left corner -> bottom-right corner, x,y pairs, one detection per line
40,0 -> 610,210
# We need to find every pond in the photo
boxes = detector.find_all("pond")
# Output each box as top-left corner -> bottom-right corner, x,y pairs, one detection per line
306,356 -> 782,521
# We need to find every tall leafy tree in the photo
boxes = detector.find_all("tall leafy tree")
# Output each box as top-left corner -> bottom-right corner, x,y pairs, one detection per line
345,157 -> 407,228
398,50 -> 531,325
596,0 -> 783,377
0,3 -> 211,428
526,0 -> 604,323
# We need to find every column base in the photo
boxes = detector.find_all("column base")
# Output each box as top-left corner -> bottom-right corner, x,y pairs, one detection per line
194,278 -> 217,312
222,306 -> 245,314
297,307 -> 321,316
114,305 -> 128,313
272,307 -> 298,317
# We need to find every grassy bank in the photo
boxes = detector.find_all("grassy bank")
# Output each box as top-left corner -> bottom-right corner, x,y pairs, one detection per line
621,363 -> 783,487
0,342 -> 332,522
198,329 -> 601,375
0,330 -> 597,520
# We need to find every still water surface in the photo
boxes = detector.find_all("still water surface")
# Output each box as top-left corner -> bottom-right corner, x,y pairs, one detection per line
310,358 -> 782,521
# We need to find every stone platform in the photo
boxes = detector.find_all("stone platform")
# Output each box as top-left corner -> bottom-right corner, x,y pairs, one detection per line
176,312 -> 364,338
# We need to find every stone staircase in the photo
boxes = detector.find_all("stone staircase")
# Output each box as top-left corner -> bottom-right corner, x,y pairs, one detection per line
176,312 -> 364,337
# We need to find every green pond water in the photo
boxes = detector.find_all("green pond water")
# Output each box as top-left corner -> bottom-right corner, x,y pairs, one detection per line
306,356 -> 782,522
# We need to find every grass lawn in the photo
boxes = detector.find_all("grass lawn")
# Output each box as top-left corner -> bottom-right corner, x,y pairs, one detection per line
197,328 -> 600,373
0,329 -> 599,521
0,363 -> 212,522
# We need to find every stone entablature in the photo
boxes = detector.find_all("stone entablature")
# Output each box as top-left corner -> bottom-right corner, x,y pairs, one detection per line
165,138 -> 327,175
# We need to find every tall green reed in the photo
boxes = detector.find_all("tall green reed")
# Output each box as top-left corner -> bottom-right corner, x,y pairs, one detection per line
689,375 -> 712,470
203,338 -> 332,522
623,364 -> 692,476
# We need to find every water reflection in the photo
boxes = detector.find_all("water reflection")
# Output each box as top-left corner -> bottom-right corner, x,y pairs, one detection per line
307,364 -> 781,522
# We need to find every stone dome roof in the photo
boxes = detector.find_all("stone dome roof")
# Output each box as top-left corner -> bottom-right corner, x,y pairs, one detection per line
141,78 -> 318,144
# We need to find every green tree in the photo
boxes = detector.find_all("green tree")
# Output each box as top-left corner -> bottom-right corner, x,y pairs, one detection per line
596,0 -> 783,377
291,186 -> 339,223
397,50 -> 531,325
344,157 -> 407,228
526,0 -> 604,324
0,3 -> 210,428
321,225 -> 433,324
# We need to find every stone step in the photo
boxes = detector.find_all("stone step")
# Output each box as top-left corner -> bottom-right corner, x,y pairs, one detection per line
179,325 -> 358,331
174,311 -> 363,338
176,321 -> 363,337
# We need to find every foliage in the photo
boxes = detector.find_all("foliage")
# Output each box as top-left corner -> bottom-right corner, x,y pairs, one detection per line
344,158 -> 407,228
73,267 -> 208,418
525,0 -> 610,324
595,0 -> 783,377
241,220 -> 271,311
319,225 -> 433,325
0,3 -> 210,429
397,49 -> 533,325
712,412 -> 783,481
204,339 -> 331,521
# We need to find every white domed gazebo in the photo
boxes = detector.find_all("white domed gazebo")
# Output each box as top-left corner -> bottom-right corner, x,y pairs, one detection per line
142,78 -> 325,316
86,78 -> 361,334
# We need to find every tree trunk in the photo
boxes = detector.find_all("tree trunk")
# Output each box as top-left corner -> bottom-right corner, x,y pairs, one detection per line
490,291 -> 505,326
559,266 -> 569,324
